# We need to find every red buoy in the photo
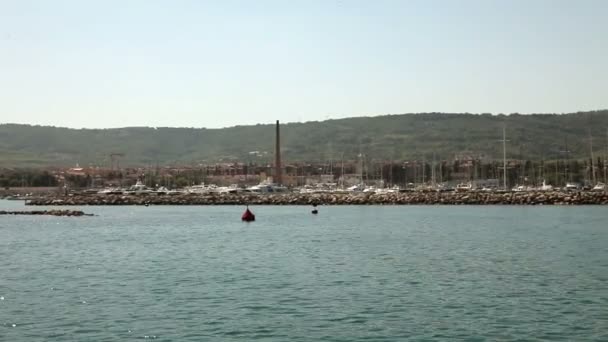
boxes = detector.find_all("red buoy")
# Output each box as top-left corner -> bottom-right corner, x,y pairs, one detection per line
241,206 -> 255,222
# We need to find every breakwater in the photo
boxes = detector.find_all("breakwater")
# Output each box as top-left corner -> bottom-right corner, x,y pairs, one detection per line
24,191 -> 608,205
0,210 -> 93,216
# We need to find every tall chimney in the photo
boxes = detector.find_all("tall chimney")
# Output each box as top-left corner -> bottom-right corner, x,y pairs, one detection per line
274,120 -> 282,185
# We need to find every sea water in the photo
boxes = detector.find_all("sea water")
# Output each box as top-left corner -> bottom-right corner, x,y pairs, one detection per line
1,201 -> 607,341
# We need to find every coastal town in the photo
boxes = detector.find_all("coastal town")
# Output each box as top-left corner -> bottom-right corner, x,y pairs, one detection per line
2,121 -> 607,205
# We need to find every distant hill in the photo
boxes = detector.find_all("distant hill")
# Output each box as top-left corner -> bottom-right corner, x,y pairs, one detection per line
1,111 -> 607,167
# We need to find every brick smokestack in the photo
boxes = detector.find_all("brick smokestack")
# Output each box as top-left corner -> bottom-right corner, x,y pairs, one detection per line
274,120 -> 282,185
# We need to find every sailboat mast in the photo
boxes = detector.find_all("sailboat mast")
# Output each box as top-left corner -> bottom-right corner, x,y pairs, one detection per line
359,154 -> 363,185
341,153 -> 345,188
589,127 -> 596,185
326,141 -> 333,177
389,160 -> 393,186
565,138 -> 571,182
422,155 -> 426,184
605,128 -> 608,184
439,158 -> 443,184
431,153 -> 436,186
502,125 -> 507,190
555,158 -> 559,186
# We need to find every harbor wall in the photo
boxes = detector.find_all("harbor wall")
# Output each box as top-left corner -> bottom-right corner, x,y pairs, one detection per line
23,191 -> 608,206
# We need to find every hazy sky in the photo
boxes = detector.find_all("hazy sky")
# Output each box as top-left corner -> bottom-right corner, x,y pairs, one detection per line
1,0 -> 607,128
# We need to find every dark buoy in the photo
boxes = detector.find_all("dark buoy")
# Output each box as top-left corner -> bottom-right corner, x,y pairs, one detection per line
311,203 -> 318,214
242,205 -> 255,222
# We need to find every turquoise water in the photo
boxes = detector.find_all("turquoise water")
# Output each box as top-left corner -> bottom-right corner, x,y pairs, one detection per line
1,201 -> 607,341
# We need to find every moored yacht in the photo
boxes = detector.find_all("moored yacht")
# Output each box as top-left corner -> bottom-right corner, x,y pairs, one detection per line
247,181 -> 288,193
97,187 -> 124,195
375,185 -> 400,194
538,180 -> 553,191
512,185 -> 535,192
362,185 -> 377,193
565,182 -> 581,191
185,183 -> 219,194
153,186 -> 183,195
346,184 -> 365,192
455,182 -> 473,192
218,184 -> 248,194
125,180 -> 153,195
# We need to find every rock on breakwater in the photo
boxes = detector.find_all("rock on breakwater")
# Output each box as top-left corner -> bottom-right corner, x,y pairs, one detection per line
0,210 -> 94,216
23,191 -> 608,206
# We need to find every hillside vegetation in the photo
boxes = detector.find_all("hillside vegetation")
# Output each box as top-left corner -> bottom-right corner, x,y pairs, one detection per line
1,111 -> 607,167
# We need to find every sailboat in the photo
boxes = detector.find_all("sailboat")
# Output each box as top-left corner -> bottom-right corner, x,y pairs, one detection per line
538,180 -> 553,191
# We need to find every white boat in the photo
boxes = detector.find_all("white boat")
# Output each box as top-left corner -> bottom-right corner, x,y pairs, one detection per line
375,186 -> 400,194
218,184 -> 247,194
565,182 -> 581,191
538,180 -> 553,191
185,183 -> 219,194
456,183 -> 473,192
362,186 -> 377,193
97,187 -> 124,195
592,182 -> 606,191
125,180 -> 153,195
512,185 -> 534,192
299,185 -> 324,194
346,184 -> 365,192
298,183 -> 338,194
247,182 -> 288,193
153,186 -> 183,195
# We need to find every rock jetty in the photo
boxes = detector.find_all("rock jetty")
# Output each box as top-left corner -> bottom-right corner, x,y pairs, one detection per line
0,210 -> 93,216
23,191 -> 608,206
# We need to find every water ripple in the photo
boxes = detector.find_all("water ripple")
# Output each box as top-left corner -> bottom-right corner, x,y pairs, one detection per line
0,204 -> 607,341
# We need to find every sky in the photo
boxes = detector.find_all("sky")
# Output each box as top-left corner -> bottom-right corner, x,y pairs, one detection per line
1,0 -> 607,129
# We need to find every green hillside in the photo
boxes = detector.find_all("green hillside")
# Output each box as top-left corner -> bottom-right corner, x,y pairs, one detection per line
1,111 -> 607,167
